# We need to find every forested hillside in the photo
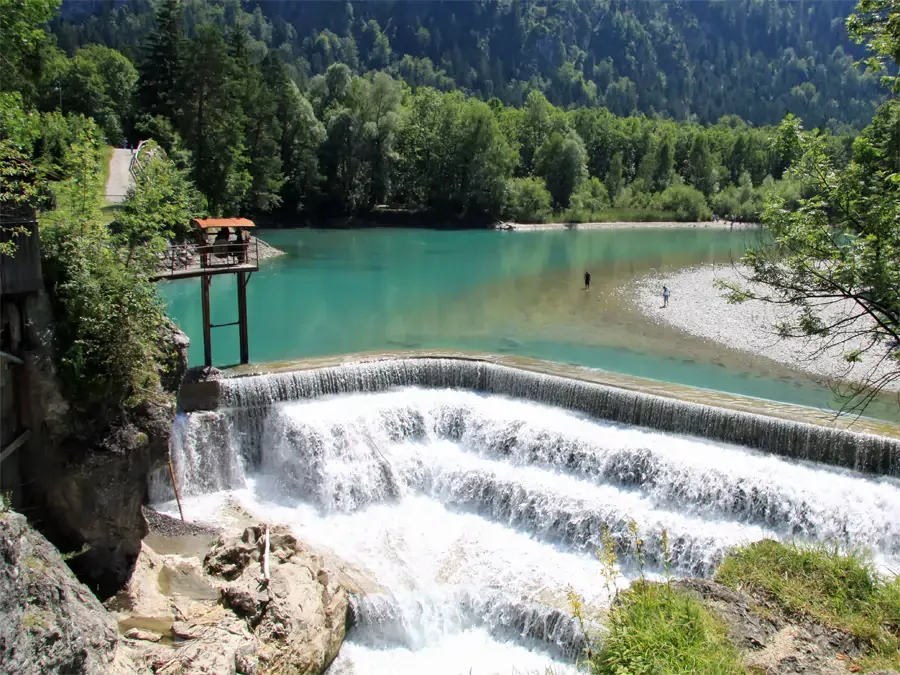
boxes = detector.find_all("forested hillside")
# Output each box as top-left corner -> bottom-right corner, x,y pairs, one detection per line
55,0 -> 883,129
3,0 -> 879,224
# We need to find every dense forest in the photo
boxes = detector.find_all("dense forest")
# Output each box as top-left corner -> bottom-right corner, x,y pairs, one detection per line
55,0 -> 884,130
4,0 -> 868,224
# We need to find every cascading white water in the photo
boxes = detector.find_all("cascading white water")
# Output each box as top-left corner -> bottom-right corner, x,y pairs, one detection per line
152,387 -> 900,674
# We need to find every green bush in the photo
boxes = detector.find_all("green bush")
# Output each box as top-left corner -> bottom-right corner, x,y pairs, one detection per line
656,184 -> 712,221
504,176 -> 552,223
590,581 -> 744,675
39,125 -> 176,414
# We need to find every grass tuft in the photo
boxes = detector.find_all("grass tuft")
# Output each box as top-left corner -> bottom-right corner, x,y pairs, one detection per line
589,580 -> 744,675
716,539 -> 900,670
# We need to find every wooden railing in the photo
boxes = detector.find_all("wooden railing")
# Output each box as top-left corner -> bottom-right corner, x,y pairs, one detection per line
154,239 -> 259,279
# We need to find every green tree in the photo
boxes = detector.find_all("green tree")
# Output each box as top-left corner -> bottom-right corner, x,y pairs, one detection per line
58,45 -> 138,144
230,26 -> 284,213
178,24 -> 250,215
724,100 -> 900,412
0,0 -> 60,101
686,133 -> 717,195
504,176 -> 551,223
534,130 -> 588,208
262,53 -> 324,213
113,150 -> 206,265
606,151 -> 625,203
138,0 -> 185,121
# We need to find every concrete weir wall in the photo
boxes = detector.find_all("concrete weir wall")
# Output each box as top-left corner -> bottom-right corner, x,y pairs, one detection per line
178,357 -> 900,476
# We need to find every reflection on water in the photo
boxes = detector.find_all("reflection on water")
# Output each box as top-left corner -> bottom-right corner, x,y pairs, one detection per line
160,227 -> 900,422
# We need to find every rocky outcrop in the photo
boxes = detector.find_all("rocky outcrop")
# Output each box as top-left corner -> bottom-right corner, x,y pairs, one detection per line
678,579 -> 863,675
0,511 -> 118,674
205,525 -> 350,673
109,523 -> 355,675
15,289 -> 190,597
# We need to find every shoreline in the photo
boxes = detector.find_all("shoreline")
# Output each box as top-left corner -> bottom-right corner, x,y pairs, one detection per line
631,265 -> 900,394
256,218 -> 760,232
497,220 -> 760,231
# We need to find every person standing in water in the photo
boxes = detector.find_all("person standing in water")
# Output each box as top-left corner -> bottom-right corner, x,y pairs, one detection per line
663,285 -> 670,307
584,271 -> 591,290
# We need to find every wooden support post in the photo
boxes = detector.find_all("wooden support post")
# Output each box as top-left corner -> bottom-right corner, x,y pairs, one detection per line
201,275 -> 212,368
167,458 -> 185,522
237,271 -> 249,365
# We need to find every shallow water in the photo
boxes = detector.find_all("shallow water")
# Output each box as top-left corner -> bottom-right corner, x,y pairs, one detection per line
159,228 -> 900,421
153,388 -> 900,674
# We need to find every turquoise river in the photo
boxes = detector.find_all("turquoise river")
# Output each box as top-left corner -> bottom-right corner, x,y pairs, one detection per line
160,227 -> 900,422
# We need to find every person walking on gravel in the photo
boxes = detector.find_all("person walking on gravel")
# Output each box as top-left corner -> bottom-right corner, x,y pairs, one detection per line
663,285 -> 670,307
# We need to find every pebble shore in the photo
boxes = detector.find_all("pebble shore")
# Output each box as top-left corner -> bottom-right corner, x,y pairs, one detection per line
631,265 -> 900,392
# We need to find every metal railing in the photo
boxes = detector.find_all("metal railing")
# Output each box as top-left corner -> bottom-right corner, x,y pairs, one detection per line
155,238 -> 259,278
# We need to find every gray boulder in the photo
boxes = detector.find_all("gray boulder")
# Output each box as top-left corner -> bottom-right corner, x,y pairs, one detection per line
0,511 -> 118,674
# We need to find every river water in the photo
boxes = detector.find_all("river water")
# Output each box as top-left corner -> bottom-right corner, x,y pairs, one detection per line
159,227 -> 900,421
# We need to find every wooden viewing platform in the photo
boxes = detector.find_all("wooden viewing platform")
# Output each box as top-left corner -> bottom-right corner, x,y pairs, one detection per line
151,218 -> 259,367
150,240 -> 260,281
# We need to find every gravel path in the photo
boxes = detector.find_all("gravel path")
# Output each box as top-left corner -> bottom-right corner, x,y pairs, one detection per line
631,265 -> 900,392
105,148 -> 135,204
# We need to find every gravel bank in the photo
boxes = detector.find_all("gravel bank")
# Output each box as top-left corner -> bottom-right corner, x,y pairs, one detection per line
142,506 -> 220,538
253,235 -> 286,260
631,265 -> 900,392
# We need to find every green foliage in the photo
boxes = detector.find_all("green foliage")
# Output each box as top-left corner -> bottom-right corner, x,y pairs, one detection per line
656,184 -> 713,222
38,123 -> 176,413
717,540 -> 900,669
0,0 -> 61,101
725,98 -> 900,412
53,0 -> 883,129
848,0 -> 900,92
178,24 -> 251,215
113,149 -> 206,263
590,581 -> 744,675
504,176 -> 551,223
138,0 -> 184,120
583,521 -> 743,675
56,44 -> 137,145
534,130 -> 588,208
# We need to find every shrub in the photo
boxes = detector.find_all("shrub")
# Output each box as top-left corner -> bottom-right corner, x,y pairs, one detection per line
590,581 -> 745,675
39,124 -> 176,415
657,184 -> 712,221
504,176 -> 552,223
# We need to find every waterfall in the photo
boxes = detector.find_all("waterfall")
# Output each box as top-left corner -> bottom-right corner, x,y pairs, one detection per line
206,358 -> 900,475
155,364 -> 900,674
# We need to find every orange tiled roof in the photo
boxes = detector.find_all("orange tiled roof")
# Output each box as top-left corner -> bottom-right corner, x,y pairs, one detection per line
191,218 -> 255,229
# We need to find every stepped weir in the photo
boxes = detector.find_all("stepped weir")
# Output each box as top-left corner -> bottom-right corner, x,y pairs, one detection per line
158,357 -> 900,672
181,357 -> 900,475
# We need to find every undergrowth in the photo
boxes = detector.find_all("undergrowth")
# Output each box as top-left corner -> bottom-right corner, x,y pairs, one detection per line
571,522 -> 744,675
716,539 -> 900,671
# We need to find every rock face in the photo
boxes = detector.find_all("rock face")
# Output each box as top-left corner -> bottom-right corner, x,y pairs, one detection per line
678,579 -> 862,675
0,511 -> 118,674
15,290 -> 189,597
111,524 -> 352,675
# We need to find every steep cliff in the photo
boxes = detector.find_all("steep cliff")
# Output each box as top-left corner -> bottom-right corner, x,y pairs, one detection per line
15,289 -> 189,597
0,511 -> 119,674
